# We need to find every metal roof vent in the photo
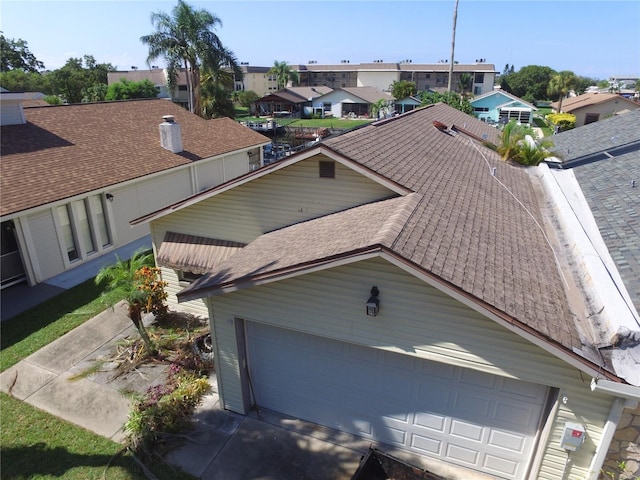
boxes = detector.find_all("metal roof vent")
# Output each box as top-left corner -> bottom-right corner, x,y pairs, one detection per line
159,115 -> 183,153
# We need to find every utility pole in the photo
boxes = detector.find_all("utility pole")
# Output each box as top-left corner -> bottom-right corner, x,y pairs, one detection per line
447,0 -> 459,92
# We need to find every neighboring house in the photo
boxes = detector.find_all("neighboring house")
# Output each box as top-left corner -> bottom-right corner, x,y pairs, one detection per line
237,65 -> 279,96
107,67 -> 171,99
107,68 -> 214,110
470,88 -> 537,125
312,87 -> 395,118
253,86 -> 332,117
395,95 -> 422,114
295,60 -> 497,96
551,92 -> 640,127
134,103 -> 640,480
544,109 -> 640,477
0,93 -> 269,289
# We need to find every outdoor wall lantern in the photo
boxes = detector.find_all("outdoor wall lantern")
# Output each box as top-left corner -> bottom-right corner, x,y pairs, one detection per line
105,193 -> 114,202
366,286 -> 380,316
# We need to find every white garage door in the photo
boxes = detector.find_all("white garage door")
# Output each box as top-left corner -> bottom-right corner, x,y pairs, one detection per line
246,322 -> 548,479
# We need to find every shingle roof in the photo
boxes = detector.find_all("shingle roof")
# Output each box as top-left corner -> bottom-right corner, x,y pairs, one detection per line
181,104 -> 578,351
547,110 -> 640,312
339,87 -> 395,103
0,99 -> 269,216
551,92 -> 640,112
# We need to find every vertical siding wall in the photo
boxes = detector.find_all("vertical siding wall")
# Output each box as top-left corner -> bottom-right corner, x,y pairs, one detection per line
208,256 -> 614,480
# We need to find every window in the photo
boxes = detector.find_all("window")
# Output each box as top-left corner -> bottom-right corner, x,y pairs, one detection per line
56,194 -> 113,264
75,200 -> 95,254
57,205 -> 78,261
474,73 -> 484,83
584,113 -> 600,125
90,195 -> 111,247
474,86 -> 482,95
323,102 -> 332,112
178,85 -> 187,91
473,107 -> 489,112
178,270 -> 202,284
319,161 -> 335,178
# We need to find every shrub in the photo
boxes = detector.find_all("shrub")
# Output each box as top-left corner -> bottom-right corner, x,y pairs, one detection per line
546,112 -> 576,132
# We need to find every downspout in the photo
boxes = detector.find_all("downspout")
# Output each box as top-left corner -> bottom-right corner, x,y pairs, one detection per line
586,397 -> 626,480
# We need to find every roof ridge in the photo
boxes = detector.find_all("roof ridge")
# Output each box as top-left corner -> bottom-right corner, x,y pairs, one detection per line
371,193 -> 421,246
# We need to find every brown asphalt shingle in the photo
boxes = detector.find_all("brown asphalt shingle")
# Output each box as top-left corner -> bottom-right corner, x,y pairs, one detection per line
1,99 -> 269,216
180,104 -> 578,351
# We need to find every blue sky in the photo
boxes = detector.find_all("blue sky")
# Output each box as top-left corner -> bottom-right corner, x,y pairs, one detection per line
1,0 -> 639,80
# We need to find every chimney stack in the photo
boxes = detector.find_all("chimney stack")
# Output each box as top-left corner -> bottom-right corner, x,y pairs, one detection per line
159,115 -> 183,153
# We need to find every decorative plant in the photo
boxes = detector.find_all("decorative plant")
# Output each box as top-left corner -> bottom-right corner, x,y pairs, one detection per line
546,112 -> 576,132
95,249 -> 168,355
124,361 -> 210,458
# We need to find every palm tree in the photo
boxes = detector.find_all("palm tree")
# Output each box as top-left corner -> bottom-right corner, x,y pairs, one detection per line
370,99 -> 388,120
495,120 -> 525,161
140,0 -> 240,116
268,60 -> 299,90
495,120 -> 554,166
457,72 -> 473,99
199,44 -> 241,118
547,70 -> 577,113
95,249 -> 158,355
447,0 -> 459,92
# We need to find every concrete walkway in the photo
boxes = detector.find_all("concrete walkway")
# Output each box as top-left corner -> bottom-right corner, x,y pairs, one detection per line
0,301 -> 366,479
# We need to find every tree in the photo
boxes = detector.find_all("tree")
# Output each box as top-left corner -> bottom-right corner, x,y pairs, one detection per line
499,65 -> 556,103
268,60 -> 299,90
574,76 -> 596,95
370,99 -> 389,119
418,90 -> 472,114
141,0 -> 240,116
0,33 -> 45,72
0,68 -> 51,93
390,80 -> 416,100
48,55 -> 115,104
547,70 -> 577,112
198,44 -> 241,118
238,90 -> 259,108
494,120 -> 554,166
502,64 -> 515,76
457,72 -> 473,99
105,78 -> 158,100
95,249 -> 167,355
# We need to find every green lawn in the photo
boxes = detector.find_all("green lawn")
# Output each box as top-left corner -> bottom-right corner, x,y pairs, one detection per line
1,393 -> 194,480
0,280 -> 196,480
0,279 -> 123,372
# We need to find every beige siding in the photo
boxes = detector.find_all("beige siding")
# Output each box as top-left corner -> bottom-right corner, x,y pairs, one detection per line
572,100 -> 639,126
151,156 -> 397,246
159,266 -> 208,317
207,256 -> 614,480
357,71 -> 400,91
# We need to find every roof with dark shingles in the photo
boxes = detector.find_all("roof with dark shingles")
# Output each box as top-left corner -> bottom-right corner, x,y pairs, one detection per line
0,99 -> 270,216
182,104 -> 578,351
547,110 -> 640,312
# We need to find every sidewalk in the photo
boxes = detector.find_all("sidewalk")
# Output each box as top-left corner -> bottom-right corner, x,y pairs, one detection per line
0,301 -> 365,479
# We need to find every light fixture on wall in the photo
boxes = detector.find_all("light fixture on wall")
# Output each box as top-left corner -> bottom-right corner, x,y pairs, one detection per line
105,193 -> 114,202
366,286 -> 380,316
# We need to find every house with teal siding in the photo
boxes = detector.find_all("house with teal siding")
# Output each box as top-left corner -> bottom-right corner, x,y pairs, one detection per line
471,88 -> 537,125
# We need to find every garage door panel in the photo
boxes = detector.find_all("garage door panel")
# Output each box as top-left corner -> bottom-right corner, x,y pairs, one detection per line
246,322 -> 546,479
411,431 -> 445,455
